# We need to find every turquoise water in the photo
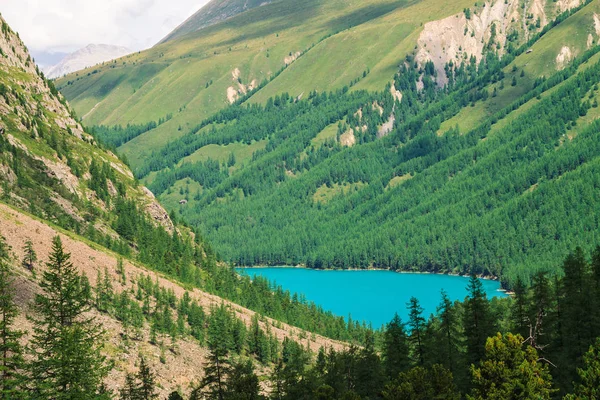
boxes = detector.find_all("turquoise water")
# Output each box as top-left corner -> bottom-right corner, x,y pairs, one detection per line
237,268 -> 507,328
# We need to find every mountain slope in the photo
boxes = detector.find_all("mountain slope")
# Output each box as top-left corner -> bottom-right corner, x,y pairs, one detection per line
129,1 -> 600,286
55,0 -> 600,285
57,0 -> 581,167
158,0 -> 278,44
45,44 -> 132,79
0,15 -> 357,396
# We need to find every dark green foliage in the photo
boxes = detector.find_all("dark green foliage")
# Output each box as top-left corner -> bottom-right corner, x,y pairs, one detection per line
89,116 -> 171,149
28,236 -> 110,399
195,340 -> 232,400
0,235 -> 26,399
382,313 -> 410,380
119,356 -> 157,400
564,339 -> 600,400
167,391 -> 184,400
383,364 -> 459,400
226,359 -> 263,400
21,239 -> 36,271
463,275 -> 497,368
407,297 -> 426,366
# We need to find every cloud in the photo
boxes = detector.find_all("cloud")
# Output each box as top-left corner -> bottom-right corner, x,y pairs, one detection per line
1,0 -> 207,53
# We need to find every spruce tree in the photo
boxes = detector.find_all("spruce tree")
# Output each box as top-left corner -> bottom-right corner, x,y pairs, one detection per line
0,237 -> 26,399
355,331 -> 384,399
28,235 -> 110,399
510,277 -> 529,339
407,297 -> 426,366
435,291 -> 461,377
564,339 -> 600,399
463,275 -> 496,368
119,356 -> 157,400
226,359 -> 261,400
21,239 -> 36,272
382,313 -> 410,380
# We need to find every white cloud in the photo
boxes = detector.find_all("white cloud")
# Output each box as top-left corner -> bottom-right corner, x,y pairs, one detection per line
1,0 -> 207,54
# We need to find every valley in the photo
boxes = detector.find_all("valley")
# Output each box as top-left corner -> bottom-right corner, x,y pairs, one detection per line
1,0 -> 600,397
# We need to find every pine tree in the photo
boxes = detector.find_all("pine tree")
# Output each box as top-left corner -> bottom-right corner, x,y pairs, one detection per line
468,333 -> 555,400
510,277 -> 529,339
21,239 -> 36,272
407,296 -> 426,366
226,359 -> 261,400
463,274 -> 496,368
564,339 -> 600,399
435,291 -> 461,376
0,238 -> 26,399
28,235 -> 110,399
355,331 -> 384,399
382,313 -> 410,380
119,356 -> 157,400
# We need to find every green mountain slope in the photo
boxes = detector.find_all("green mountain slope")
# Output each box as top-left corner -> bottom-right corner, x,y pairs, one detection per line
57,0 -> 600,285
56,0 -> 484,165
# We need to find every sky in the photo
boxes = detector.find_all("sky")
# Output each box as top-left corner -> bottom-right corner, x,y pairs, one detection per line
1,0 -> 208,60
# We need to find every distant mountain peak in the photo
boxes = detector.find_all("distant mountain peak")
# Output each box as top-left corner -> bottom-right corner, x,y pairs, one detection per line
44,44 -> 131,79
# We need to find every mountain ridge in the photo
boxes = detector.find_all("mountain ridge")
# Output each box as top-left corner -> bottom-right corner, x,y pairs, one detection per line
45,43 -> 132,79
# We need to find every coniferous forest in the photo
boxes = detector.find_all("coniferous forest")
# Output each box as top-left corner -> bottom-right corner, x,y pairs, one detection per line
2,232 -> 600,399
118,2 -> 600,289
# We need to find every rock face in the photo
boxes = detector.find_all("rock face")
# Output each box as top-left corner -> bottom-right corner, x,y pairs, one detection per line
158,0 -> 276,44
45,44 -> 131,79
414,0 -> 583,84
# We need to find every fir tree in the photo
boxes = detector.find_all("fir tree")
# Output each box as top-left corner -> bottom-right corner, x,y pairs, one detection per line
21,239 -> 36,272
407,296 -> 426,366
196,321 -> 232,400
355,331 -> 384,399
0,238 -> 26,399
119,356 -> 157,400
382,313 -> 410,380
463,275 -> 496,368
564,339 -> 600,400
226,359 -> 262,400
435,291 -> 461,376
510,277 -> 529,339
28,235 -> 110,399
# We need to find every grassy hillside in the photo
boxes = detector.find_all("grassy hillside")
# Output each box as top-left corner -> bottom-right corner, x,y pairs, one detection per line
57,0 -> 484,166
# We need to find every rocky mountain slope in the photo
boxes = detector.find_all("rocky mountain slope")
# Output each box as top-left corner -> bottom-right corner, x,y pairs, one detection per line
0,15 -> 349,396
45,44 -> 131,79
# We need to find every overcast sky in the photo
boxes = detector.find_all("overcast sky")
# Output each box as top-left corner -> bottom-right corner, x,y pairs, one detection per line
1,0 -> 208,56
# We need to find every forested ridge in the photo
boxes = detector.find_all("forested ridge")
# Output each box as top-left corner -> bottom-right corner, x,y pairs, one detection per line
103,2 -> 600,288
